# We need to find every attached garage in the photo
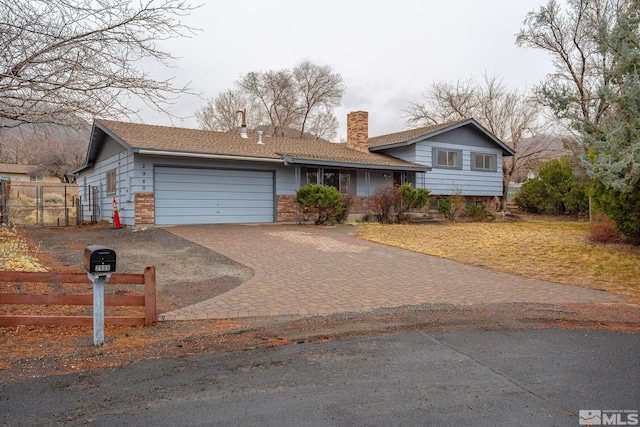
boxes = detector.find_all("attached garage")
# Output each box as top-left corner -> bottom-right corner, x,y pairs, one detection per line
154,166 -> 275,225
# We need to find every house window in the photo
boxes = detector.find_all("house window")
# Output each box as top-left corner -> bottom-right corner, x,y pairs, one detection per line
434,149 -> 462,169
306,169 -> 319,185
393,172 -> 416,186
472,153 -> 497,172
106,169 -> 116,195
393,172 -> 407,186
29,175 -> 43,182
323,168 -> 354,195
304,168 -> 355,195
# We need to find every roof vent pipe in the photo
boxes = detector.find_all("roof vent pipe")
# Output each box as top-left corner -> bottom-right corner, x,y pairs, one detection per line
257,131 -> 264,145
236,109 -> 248,139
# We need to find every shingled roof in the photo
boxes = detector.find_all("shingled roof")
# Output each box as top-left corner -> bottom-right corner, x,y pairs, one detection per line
368,120 -> 466,149
79,119 -> 428,172
368,118 -> 515,156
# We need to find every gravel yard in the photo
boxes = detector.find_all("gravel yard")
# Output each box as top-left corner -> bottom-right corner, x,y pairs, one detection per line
20,224 -> 253,313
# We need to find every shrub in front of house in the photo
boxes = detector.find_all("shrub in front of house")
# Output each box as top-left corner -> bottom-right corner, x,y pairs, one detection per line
436,192 -> 466,221
372,184 -> 400,224
437,200 -> 451,218
399,183 -> 430,212
467,204 -> 486,221
373,183 -> 430,224
336,195 -> 354,223
295,184 -> 344,225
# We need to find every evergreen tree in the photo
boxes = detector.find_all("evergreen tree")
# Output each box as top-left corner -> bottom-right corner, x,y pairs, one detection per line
583,5 -> 640,238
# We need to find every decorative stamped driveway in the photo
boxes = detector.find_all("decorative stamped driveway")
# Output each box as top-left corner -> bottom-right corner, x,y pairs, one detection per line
159,224 -> 622,320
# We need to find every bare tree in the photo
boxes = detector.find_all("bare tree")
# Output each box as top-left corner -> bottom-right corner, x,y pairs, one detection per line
515,0 -> 631,153
236,70 -> 302,137
0,123 -> 88,180
293,60 -> 344,138
195,89 -> 264,132
0,133 -> 38,164
198,61 -> 344,139
405,73 -> 558,209
305,107 -> 339,141
31,139 -> 88,182
0,0 -> 200,129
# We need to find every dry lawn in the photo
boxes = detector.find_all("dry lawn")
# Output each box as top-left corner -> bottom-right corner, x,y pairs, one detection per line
0,228 -> 47,272
355,219 -> 640,302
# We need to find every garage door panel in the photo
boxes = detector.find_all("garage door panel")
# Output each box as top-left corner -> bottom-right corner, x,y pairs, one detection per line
156,175 -> 273,187
158,213 -> 270,225
155,199 -> 274,209
154,167 -> 275,225
155,184 -> 274,195
155,190 -> 274,201
158,206 -> 276,217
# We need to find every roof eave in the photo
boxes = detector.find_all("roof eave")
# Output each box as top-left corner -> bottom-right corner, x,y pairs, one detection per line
71,162 -> 95,174
135,148 -> 284,163
283,156 -> 430,172
368,140 -> 416,152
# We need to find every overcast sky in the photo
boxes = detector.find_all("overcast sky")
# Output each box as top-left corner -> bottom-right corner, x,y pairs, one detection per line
139,0 -> 556,141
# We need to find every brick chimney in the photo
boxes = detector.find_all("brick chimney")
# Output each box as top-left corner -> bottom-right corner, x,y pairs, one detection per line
346,111 -> 369,153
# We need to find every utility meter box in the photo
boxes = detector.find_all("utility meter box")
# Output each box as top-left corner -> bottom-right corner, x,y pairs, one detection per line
84,245 -> 116,275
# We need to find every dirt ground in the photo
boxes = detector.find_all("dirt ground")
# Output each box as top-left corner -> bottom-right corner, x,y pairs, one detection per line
1,224 -> 639,385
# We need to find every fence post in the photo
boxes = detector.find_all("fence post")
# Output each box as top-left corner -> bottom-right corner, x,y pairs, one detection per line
143,266 -> 157,326
88,273 -> 110,346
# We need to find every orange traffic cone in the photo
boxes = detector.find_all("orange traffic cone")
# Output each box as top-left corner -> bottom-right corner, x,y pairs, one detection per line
112,197 -> 121,229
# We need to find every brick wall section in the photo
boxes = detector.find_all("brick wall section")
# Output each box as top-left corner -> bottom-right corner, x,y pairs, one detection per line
277,195 -> 298,222
429,195 -> 502,213
275,194 -> 504,223
346,111 -> 369,153
135,192 -> 155,225
276,195 -> 376,222
344,195 -> 374,216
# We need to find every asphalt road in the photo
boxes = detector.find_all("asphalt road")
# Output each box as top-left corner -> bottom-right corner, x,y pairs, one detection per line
1,329 -> 638,427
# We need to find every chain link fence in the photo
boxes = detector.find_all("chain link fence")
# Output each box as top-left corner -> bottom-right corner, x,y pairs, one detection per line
0,181 -> 97,226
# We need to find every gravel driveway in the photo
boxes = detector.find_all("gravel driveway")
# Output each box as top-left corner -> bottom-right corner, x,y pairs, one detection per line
20,224 -> 253,313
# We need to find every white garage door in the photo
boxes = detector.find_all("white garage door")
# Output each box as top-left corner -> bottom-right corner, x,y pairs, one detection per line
154,167 -> 275,225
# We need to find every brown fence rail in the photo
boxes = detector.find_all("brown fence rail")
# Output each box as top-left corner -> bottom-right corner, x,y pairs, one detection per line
0,266 -> 157,327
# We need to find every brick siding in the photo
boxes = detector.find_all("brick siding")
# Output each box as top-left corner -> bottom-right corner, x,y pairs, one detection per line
276,195 -> 298,221
134,192 -> 155,224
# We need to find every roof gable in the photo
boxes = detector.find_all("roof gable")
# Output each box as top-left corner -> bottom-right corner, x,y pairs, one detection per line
368,118 -> 515,156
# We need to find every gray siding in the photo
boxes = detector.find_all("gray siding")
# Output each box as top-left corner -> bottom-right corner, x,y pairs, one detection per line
425,126 -> 497,149
77,149 -> 135,226
380,140 -> 504,197
355,170 -> 396,196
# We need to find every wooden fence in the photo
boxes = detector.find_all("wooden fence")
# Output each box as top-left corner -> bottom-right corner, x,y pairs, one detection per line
0,266 -> 157,327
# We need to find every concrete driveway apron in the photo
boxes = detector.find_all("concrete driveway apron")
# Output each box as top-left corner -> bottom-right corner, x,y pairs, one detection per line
159,224 -> 622,320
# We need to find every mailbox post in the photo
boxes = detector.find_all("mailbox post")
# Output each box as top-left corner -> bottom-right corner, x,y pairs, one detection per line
84,245 -> 117,346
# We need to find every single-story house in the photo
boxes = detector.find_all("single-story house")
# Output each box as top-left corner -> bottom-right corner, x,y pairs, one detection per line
0,163 -> 61,183
73,111 -> 514,227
